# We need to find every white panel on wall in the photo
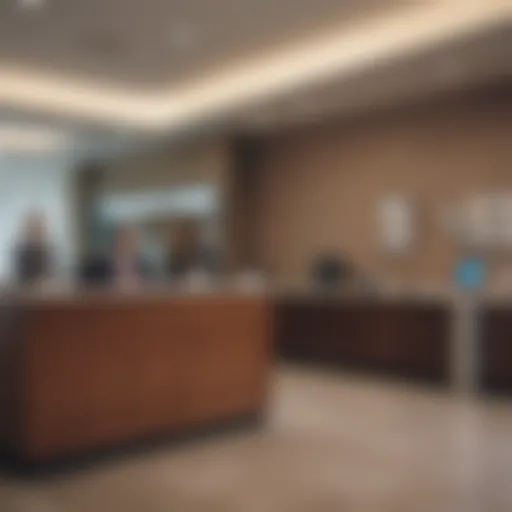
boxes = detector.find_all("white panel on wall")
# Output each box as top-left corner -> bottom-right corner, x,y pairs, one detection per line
0,155 -> 75,279
378,195 -> 414,253
99,185 -> 218,223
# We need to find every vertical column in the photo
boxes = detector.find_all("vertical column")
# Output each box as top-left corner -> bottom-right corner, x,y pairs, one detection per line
451,294 -> 480,395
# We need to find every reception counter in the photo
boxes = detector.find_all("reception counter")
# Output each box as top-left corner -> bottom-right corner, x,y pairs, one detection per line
0,291 -> 272,464
274,290 -> 512,395
276,294 -> 452,384
480,300 -> 512,393
1,285 -> 511,465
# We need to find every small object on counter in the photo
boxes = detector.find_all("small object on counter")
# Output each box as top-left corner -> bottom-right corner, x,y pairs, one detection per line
233,270 -> 267,293
186,268 -> 213,292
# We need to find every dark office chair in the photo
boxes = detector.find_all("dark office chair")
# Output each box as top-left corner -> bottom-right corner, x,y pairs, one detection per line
310,253 -> 354,290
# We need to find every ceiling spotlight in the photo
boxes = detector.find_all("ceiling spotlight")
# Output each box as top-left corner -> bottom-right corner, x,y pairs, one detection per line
19,0 -> 46,10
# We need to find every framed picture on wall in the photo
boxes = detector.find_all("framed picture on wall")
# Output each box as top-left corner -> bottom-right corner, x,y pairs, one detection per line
378,195 -> 414,254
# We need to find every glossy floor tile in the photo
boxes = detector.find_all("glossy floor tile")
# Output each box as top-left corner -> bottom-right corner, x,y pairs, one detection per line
2,366 -> 512,512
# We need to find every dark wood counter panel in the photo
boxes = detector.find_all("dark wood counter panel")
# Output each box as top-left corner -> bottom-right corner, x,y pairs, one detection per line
480,304 -> 512,392
276,297 -> 452,383
0,294 -> 272,463
0,305 -> 22,453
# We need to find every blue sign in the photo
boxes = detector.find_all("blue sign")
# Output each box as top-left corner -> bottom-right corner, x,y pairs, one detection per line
455,257 -> 486,290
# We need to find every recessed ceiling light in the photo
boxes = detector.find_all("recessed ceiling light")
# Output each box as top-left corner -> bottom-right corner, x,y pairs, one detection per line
19,0 -> 46,10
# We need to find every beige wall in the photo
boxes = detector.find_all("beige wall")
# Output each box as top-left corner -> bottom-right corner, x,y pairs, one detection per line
245,85 -> 512,286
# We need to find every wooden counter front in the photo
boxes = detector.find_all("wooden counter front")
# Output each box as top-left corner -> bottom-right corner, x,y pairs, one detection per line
0,294 -> 272,463
480,303 -> 512,392
276,296 -> 451,383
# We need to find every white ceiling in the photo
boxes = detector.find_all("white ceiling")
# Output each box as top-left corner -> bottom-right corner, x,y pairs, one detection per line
0,0 -> 509,141
0,0 -> 399,90
239,23 -> 512,133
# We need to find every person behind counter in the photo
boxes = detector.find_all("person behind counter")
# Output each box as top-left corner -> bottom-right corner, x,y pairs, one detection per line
13,211 -> 55,286
79,226 -> 153,288
310,251 -> 355,290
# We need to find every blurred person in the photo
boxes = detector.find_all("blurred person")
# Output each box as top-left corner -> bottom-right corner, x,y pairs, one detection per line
79,225 -> 153,287
167,219 -> 225,281
13,210 -> 55,286
166,221 -> 200,279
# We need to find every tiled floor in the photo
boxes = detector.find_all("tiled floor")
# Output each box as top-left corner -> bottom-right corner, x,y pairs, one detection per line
2,366 -> 512,511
